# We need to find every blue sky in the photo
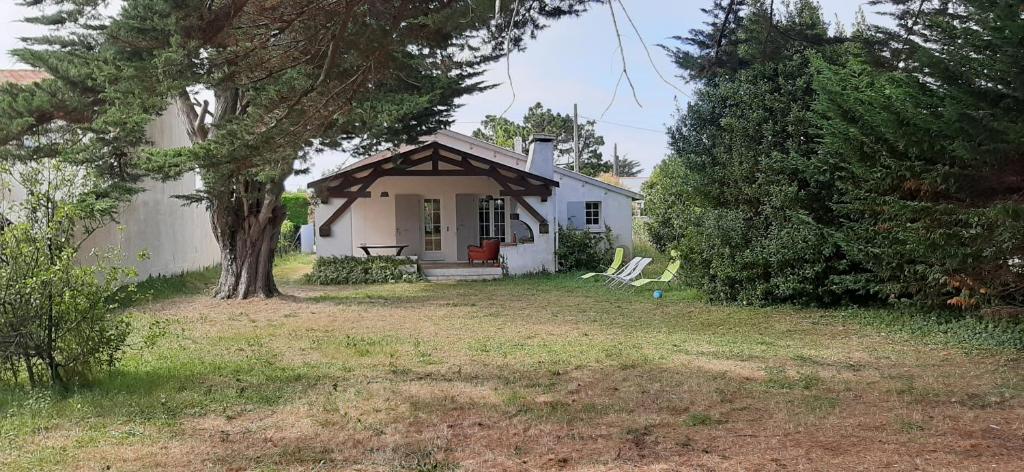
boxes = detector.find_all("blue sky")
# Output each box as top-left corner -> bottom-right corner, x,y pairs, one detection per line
0,1 -> 878,190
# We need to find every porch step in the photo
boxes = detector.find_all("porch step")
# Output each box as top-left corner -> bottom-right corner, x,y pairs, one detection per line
421,264 -> 502,282
424,274 -> 503,282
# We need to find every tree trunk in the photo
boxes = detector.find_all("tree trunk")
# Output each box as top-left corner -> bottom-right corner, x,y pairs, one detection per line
209,173 -> 289,300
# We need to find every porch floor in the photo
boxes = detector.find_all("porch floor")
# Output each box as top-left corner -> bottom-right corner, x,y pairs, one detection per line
420,262 -> 502,282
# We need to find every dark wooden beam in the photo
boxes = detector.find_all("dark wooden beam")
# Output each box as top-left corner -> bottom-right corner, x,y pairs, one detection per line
327,190 -> 371,198
499,188 -> 551,197
319,169 -> 381,237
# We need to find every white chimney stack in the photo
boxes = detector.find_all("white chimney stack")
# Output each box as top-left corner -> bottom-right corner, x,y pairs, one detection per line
513,136 -> 525,154
526,133 -> 556,179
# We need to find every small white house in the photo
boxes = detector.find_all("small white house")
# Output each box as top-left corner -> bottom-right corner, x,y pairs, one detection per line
309,130 -> 640,277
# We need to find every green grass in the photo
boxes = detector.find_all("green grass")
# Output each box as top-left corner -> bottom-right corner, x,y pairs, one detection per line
2,257 -> 1023,470
129,265 -> 220,303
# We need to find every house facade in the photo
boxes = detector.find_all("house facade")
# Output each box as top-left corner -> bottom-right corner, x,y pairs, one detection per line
0,70 -> 220,279
309,130 -> 640,275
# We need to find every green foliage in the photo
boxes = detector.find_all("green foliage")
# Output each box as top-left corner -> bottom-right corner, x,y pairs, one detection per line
556,226 -> 615,272
281,192 -> 310,227
305,256 -> 420,285
839,308 -> 1024,352
0,163 -> 134,387
131,266 -> 221,304
472,102 -> 642,177
812,0 -> 1024,309
278,220 -> 298,254
647,4 -> 852,305
649,0 -> 1023,310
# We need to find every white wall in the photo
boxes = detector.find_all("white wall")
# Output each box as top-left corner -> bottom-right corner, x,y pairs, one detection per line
0,106 -> 220,280
85,106 -> 220,279
554,171 -> 635,254
313,175 -> 558,273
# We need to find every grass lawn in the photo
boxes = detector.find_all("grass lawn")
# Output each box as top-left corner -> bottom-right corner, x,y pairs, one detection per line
2,255 -> 1023,470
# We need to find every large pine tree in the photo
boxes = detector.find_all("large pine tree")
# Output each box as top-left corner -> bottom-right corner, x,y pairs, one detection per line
815,0 -> 1024,308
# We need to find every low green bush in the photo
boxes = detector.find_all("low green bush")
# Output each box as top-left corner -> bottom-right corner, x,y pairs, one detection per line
840,308 -> 1024,352
304,256 -> 419,285
555,226 -> 615,272
278,220 -> 298,254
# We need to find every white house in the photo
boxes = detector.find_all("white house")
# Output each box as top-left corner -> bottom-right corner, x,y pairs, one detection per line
309,130 -> 640,278
0,70 -> 220,279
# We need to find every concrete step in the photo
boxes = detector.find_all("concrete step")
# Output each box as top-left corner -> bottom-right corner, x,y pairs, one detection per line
424,274 -> 503,282
421,264 -> 502,282
421,267 -> 502,277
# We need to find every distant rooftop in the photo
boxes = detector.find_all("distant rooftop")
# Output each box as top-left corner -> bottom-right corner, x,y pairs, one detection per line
0,70 -> 50,84
617,176 -> 649,195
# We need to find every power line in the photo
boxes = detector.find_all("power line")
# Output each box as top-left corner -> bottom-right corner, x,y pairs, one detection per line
581,115 -> 664,133
454,117 -> 665,134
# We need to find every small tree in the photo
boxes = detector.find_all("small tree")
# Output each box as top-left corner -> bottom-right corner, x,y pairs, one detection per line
0,162 -> 134,387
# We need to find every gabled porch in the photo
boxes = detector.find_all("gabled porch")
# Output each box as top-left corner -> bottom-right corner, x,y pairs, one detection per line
308,137 -> 560,275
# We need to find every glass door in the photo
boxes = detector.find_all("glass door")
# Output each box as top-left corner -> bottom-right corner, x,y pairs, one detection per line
478,197 -> 507,243
422,198 -> 443,260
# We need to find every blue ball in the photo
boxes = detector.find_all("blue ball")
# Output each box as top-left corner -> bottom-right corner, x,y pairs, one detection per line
653,290 -> 664,300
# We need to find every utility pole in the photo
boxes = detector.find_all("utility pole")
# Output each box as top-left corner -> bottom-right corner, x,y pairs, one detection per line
613,143 -> 620,177
573,103 -> 580,173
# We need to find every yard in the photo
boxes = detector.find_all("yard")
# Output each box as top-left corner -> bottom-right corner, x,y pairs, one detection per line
2,256 -> 1023,471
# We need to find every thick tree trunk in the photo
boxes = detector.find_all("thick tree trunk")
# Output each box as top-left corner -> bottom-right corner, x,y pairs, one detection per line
209,176 -> 289,300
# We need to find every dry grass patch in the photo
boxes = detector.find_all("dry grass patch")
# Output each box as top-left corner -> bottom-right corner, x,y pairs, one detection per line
2,269 -> 1023,470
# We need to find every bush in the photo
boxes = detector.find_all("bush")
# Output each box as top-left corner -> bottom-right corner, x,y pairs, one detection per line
304,256 -> 419,285
0,164 -> 135,387
278,219 -> 298,254
556,226 -> 615,272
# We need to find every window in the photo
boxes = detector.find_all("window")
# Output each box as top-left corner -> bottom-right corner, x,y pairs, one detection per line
510,219 -> 534,244
423,199 -> 441,251
585,201 -> 601,226
478,197 -> 507,243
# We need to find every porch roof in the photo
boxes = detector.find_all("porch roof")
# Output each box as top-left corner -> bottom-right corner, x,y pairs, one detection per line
309,141 -> 559,238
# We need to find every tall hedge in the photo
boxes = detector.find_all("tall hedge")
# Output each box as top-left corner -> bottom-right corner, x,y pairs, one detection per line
281,191 -> 310,227
647,1 -> 856,305
648,0 -> 1024,310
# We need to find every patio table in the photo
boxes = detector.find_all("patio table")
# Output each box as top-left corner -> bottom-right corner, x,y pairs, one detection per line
358,244 -> 409,256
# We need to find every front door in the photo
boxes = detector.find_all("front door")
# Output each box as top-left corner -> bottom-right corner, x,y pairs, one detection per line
421,198 -> 444,261
455,194 -> 480,261
395,194 -> 422,257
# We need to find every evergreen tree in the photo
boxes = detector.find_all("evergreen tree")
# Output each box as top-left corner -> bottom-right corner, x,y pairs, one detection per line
4,0 -> 596,299
663,0 -> 749,82
472,102 -> 642,177
815,1 -> 1024,308
646,0 -> 854,304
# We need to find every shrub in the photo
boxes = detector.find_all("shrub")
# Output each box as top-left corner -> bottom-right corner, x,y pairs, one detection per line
0,163 -> 135,387
278,219 -> 298,254
305,256 -> 419,285
556,226 -> 615,272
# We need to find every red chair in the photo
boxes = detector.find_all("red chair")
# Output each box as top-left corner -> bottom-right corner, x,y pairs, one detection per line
467,238 -> 500,265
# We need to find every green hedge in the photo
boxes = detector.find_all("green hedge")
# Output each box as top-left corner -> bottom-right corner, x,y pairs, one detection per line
304,256 -> 419,285
282,192 -> 310,227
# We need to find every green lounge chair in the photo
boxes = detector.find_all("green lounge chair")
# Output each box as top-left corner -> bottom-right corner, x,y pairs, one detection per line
630,260 -> 682,288
580,247 -> 625,279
